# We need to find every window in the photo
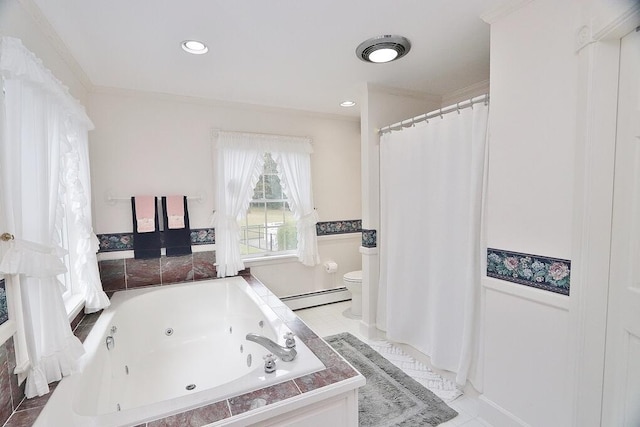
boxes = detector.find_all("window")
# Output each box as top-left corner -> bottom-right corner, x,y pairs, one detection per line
238,153 -> 297,256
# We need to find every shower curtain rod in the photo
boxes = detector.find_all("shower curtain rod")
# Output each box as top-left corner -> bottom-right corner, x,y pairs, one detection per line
377,93 -> 489,136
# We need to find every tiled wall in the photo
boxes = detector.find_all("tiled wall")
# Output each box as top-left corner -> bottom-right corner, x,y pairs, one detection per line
99,251 -> 217,293
0,337 -> 22,426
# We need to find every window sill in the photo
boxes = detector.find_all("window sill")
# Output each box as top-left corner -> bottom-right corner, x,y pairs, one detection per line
243,252 -> 298,267
64,294 -> 85,322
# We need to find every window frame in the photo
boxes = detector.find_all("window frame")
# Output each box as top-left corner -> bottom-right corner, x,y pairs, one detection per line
238,153 -> 298,259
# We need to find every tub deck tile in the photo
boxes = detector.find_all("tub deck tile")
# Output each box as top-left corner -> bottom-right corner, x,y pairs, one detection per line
3,407 -> 42,427
294,362 -> 359,394
228,380 -> 300,416
147,400 -> 230,427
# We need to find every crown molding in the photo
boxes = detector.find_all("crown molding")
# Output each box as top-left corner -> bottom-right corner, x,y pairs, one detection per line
441,79 -> 490,107
90,85 -> 361,123
18,0 -> 93,92
366,83 -> 442,105
480,0 -> 535,24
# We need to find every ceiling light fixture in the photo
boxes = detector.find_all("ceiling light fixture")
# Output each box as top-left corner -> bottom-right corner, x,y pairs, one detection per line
356,35 -> 411,64
340,100 -> 356,107
181,40 -> 208,55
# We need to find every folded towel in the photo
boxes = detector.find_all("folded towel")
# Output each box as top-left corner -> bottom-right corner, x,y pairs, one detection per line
161,196 -> 192,257
132,196 -> 161,259
166,195 -> 185,229
134,196 -> 156,233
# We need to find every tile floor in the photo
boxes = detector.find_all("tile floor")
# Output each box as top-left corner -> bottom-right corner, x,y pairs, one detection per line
295,301 -> 492,427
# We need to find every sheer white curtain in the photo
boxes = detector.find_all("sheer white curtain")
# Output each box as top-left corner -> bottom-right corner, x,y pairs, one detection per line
213,132 -> 266,277
378,101 -> 489,387
0,37 -> 107,397
64,129 -> 110,313
273,146 -> 319,266
213,131 -> 318,276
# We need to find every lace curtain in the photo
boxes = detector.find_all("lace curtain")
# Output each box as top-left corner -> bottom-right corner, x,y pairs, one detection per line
213,131 -> 319,277
0,37 -> 109,397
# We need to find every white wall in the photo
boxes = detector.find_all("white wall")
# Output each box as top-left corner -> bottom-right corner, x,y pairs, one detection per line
87,88 -> 362,296
480,0 -> 578,425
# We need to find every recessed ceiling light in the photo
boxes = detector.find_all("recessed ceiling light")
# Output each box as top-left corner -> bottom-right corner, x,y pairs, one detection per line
356,35 -> 411,64
340,100 -> 356,107
181,40 -> 208,55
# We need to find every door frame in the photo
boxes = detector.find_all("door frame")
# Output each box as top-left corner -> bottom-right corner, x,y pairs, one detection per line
570,5 -> 640,426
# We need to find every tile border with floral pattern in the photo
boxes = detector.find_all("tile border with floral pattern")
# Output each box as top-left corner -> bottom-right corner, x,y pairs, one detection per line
0,279 -> 7,325
486,248 -> 570,295
362,229 -> 377,248
98,228 -> 215,252
99,220 -> 362,252
315,220 -> 362,236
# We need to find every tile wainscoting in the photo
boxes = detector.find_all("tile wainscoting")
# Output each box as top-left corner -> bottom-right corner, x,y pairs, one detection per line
486,248 -> 571,296
99,251 -> 219,294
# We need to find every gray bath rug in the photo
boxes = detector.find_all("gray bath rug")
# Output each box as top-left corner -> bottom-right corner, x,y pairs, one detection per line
365,340 -> 462,402
325,332 -> 458,427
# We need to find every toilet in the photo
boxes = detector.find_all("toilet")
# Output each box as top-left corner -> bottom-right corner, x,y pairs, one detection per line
343,270 -> 362,318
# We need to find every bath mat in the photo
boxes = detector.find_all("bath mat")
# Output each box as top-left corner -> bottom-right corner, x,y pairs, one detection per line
365,339 -> 462,402
325,332 -> 458,427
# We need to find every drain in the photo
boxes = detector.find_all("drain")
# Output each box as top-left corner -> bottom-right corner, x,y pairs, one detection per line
185,384 -> 196,391
165,328 -> 174,336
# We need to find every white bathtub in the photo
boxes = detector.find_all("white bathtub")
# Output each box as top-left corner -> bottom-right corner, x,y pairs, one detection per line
34,277 -> 349,427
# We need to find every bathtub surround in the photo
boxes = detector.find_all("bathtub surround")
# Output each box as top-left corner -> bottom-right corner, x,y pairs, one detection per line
325,332 -> 458,426
34,276 -> 365,426
98,251 -> 219,293
486,249 -> 571,296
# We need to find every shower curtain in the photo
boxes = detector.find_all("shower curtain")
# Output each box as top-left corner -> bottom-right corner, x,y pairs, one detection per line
378,101 -> 488,387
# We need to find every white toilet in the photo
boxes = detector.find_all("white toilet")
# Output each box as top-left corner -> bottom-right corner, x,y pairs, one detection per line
343,270 -> 362,318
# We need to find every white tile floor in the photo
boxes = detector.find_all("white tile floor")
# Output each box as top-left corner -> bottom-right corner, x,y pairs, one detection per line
295,301 -> 492,427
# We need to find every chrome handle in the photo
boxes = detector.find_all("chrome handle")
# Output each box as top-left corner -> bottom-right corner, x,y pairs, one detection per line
0,233 -> 14,242
263,354 -> 276,373
283,332 -> 296,348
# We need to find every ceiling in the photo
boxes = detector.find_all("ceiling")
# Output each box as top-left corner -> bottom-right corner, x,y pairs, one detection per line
32,0 -> 503,117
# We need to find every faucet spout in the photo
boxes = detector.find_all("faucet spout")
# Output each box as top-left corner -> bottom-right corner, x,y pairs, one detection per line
246,333 -> 297,362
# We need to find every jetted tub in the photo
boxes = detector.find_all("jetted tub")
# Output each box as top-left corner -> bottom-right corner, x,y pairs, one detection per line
33,276 -> 345,427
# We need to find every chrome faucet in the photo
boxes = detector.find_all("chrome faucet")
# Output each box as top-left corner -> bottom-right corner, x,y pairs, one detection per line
246,333 -> 297,362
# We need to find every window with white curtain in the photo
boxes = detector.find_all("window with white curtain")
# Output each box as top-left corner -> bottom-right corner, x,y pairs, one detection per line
213,131 -> 320,278
239,153 -> 297,256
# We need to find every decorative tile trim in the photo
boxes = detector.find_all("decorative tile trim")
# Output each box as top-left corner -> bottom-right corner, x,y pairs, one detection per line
98,228 -> 215,252
362,229 -> 377,248
316,220 -> 362,236
191,228 -> 215,245
0,279 -> 7,325
99,220 -> 362,252
98,233 -> 134,252
486,248 -> 570,295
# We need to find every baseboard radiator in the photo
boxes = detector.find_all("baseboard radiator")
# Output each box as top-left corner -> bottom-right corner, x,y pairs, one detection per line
282,287 -> 351,311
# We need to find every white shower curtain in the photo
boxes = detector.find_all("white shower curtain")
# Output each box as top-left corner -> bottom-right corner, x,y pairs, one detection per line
378,101 -> 488,387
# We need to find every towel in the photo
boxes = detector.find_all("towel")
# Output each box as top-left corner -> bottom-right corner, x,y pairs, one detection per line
161,196 -> 192,257
132,196 -> 161,259
166,195 -> 185,229
134,196 -> 155,233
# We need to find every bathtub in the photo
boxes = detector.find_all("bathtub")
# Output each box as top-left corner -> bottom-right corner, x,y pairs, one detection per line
34,276 -> 362,426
